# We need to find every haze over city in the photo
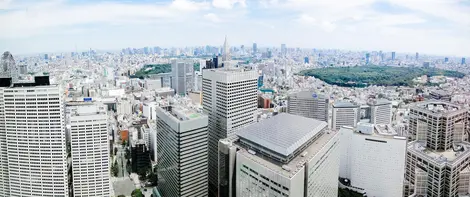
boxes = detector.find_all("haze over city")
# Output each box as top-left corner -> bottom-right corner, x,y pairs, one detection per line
1,0 -> 469,56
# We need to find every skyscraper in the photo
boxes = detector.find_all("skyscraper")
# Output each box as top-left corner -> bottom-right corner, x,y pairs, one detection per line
365,53 -> 370,64
0,87 -> 8,196
415,52 -> 419,60
445,57 -> 449,63
252,42 -> 257,55
156,105 -> 208,197
171,59 -> 194,96
339,124 -> 407,197
332,101 -> 360,131
202,68 -> 258,196
281,44 -> 287,56
222,36 -> 231,63
287,91 -> 329,122
3,83 -> 69,196
67,102 -> 110,197
219,114 -> 341,197
462,57 -> 466,65
404,101 -> 470,196
391,51 -> 396,60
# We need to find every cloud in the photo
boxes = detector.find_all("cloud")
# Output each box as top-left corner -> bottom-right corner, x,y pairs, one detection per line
0,0 -> 209,38
0,0 -> 12,9
204,13 -> 221,23
296,14 -> 336,32
212,0 -> 246,9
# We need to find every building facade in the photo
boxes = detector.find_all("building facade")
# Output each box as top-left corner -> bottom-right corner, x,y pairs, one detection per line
156,105 -> 208,197
67,102 -> 110,197
369,99 -> 392,125
287,91 -> 329,122
171,60 -> 194,96
339,124 -> 407,197
332,101 -> 360,131
202,68 -> 258,195
4,85 -> 69,197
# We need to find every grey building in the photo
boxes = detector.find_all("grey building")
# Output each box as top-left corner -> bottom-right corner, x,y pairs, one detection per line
332,101 -> 360,131
156,105 -> 208,197
202,68 -> 258,196
404,101 -> 470,196
171,60 -> 193,96
287,91 -> 329,122
368,99 -> 392,125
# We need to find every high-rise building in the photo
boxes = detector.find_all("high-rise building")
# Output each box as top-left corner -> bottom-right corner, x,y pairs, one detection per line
171,59 -> 194,96
415,52 -> 419,60
365,53 -> 370,64
445,57 -> 449,63
202,68 -> 258,196
0,87 -> 8,196
368,99 -> 392,125
2,82 -> 69,196
304,57 -> 309,64
391,51 -> 396,60
1,51 -> 18,82
287,91 -> 329,122
423,61 -> 430,68
222,36 -> 231,63
156,105 -> 208,197
67,102 -> 110,197
462,57 -> 466,65
332,101 -> 360,131
218,113 -> 340,197
281,44 -> 287,56
339,124 -> 407,197
131,140 -> 150,173
405,101 -> 470,196
252,43 -> 257,55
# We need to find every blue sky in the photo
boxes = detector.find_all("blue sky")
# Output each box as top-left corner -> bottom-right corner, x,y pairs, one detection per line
0,0 -> 469,56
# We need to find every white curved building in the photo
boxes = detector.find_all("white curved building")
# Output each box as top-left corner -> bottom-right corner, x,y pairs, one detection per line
4,85 -> 68,197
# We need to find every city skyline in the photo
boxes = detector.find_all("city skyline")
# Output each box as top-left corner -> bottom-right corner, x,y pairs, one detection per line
0,0 -> 469,56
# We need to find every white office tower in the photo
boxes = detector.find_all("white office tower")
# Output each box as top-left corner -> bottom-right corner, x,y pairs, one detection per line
368,99 -> 392,125
218,113 -> 340,197
4,85 -> 68,197
67,102 -> 110,197
287,91 -> 329,121
0,88 -> 8,196
202,68 -> 258,195
156,105 -> 208,197
339,124 -> 407,197
404,101 -> 470,196
171,59 -> 194,96
332,101 -> 360,131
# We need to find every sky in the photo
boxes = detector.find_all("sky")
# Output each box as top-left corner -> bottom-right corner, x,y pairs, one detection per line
0,0 -> 469,56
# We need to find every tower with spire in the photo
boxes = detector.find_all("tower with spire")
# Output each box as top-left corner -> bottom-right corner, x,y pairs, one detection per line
222,35 -> 231,63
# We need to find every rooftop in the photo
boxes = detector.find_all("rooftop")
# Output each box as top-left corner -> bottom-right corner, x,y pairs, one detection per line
413,100 -> 464,115
409,141 -> 470,165
237,130 -> 338,178
236,113 -> 328,157
289,91 -> 327,99
159,105 -> 204,122
333,101 -> 358,108
368,99 -> 391,106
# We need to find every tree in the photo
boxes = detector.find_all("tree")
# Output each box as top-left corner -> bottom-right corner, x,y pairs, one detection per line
148,171 -> 158,186
131,189 -> 144,197
122,140 -> 127,148
111,160 -> 119,177
137,166 -> 150,182
125,148 -> 131,160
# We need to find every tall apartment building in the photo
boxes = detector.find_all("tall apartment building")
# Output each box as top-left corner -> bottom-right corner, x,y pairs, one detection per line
332,101 -> 360,131
218,113 -> 340,197
0,87 -> 8,196
4,83 -> 69,197
67,102 -> 110,197
171,59 -> 193,96
405,101 -> 470,196
368,99 -> 392,125
287,91 -> 329,122
155,105 -> 208,197
339,124 -> 407,197
202,68 -> 258,195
